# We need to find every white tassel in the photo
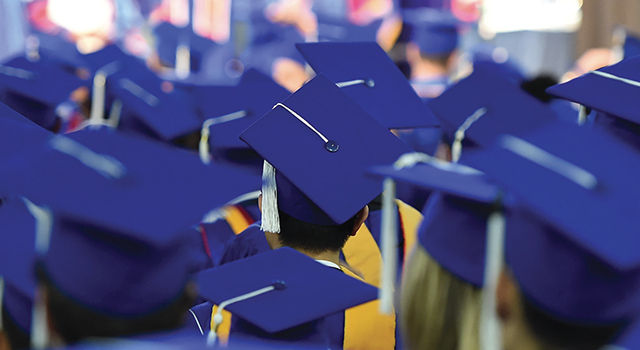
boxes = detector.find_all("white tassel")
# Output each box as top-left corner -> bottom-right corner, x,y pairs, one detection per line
260,161 -> 280,234
175,44 -> 191,80
199,124 -> 212,165
30,287 -> 50,350
379,177 -> 397,315
480,209 -> 505,350
578,105 -> 588,126
89,71 -> 107,125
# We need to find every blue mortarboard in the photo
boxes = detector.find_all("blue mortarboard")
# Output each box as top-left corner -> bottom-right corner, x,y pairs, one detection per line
315,14 -> 382,43
80,44 -> 147,75
296,42 -> 438,129
31,31 -> 87,71
197,69 -> 291,160
106,68 -> 202,141
196,247 -> 378,334
623,30 -> 640,60
0,197 -> 38,334
153,22 -> 220,73
0,128 -> 261,316
428,64 -> 558,161
0,103 -> 51,166
241,15 -> 306,76
465,122 -> 640,323
403,8 -> 459,55
0,54 -> 86,130
469,44 -> 525,84
368,152 -> 505,289
240,74 -> 412,229
547,56 -> 640,127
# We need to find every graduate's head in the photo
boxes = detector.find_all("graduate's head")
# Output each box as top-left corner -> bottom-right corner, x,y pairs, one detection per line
496,210 -> 632,350
459,123 -> 640,350
401,192 -> 490,350
257,173 -> 368,254
404,8 -> 460,72
239,74 -> 412,252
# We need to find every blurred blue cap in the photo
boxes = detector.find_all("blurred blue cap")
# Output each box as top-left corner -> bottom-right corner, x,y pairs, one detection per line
197,69 -> 291,152
0,103 -> 51,166
297,42 -> 439,129
153,22 -> 220,73
0,128 -> 260,316
623,30 -> 640,60
107,68 -> 202,141
0,54 -> 86,130
469,44 -> 525,84
428,64 -> 557,148
0,197 -> 38,333
465,122 -> 640,323
316,14 -> 382,43
240,74 -> 412,225
404,8 -> 459,55
196,247 -> 378,333
547,56 -> 640,127
240,16 -> 306,77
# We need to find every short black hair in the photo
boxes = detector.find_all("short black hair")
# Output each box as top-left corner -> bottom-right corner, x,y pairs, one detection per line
37,265 -> 194,345
521,293 -> 625,350
277,209 -> 359,254
2,305 -> 30,350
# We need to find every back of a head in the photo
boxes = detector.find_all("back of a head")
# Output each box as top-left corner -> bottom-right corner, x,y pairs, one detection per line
401,192 -> 487,350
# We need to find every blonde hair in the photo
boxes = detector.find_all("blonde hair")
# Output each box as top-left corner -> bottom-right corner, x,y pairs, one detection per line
400,244 -> 482,350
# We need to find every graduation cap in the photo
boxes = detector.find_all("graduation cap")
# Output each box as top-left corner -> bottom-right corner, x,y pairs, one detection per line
296,42 -> 438,129
0,131 -> 262,319
153,22 -> 222,76
196,247 -> 377,342
0,104 -> 52,166
547,56 -> 640,139
428,64 -> 558,162
105,68 -> 202,141
197,69 -> 291,164
465,122 -> 640,324
239,74 -> 412,231
315,14 -> 382,43
0,54 -> 86,130
468,44 -> 525,84
403,8 -> 460,55
0,197 -> 39,336
367,150 -> 507,349
240,15 -> 306,77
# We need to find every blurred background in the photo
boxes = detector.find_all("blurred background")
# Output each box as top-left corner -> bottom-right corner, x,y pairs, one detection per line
0,0 -> 638,91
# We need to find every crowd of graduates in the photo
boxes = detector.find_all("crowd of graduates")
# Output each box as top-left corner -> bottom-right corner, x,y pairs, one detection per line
2,0 -> 640,350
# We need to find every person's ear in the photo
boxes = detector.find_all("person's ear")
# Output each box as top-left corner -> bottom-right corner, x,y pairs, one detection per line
496,269 -> 516,322
257,194 -> 263,212
351,205 -> 369,236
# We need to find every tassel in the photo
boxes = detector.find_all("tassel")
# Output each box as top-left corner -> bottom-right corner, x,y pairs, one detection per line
480,209 -> 505,350
89,71 -> 107,125
379,177 -> 397,315
175,44 -> 191,80
199,123 -> 211,165
30,288 -> 49,350
260,161 -> 280,234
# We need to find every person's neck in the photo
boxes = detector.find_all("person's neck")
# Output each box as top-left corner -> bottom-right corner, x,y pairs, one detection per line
411,60 -> 449,80
297,249 -> 341,266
